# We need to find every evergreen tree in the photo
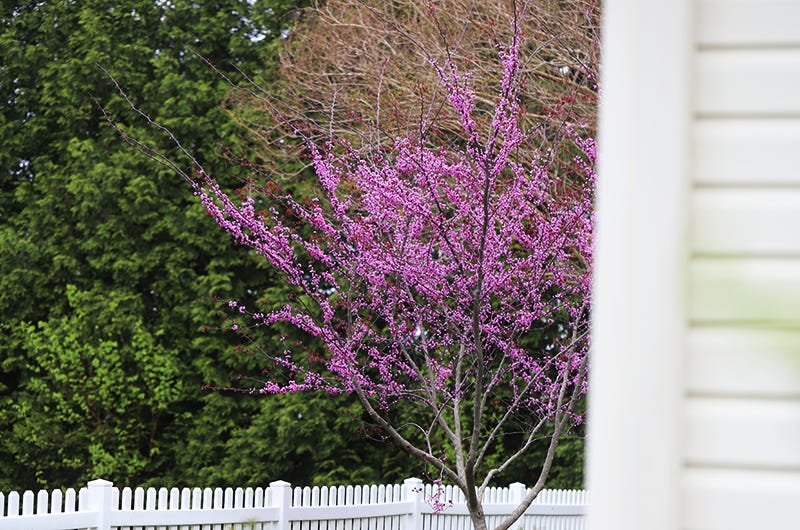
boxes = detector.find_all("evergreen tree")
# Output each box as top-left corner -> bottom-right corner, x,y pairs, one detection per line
0,0 -> 398,490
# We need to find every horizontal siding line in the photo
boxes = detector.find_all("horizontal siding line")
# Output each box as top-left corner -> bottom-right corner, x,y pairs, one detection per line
687,390 -> 800,402
690,255 -> 800,262
697,43 -> 800,52
688,320 -> 800,327
691,182 -> 800,190
688,320 -> 800,330
684,466 -> 800,480
694,114 -> 800,122
695,47 -> 800,56
688,319 -> 800,328
691,252 -> 800,260
695,112 -> 800,120
684,461 -> 800,474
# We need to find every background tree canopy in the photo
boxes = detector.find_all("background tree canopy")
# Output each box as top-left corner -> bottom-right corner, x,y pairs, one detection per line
0,0 -> 588,492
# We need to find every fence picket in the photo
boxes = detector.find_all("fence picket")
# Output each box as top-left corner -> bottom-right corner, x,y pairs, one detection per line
22,490 -> 34,515
7,492 -> 18,517
246,487 -> 255,509
63,488 -> 75,513
135,487 -> 145,509
312,486 -> 322,530
320,486 -> 329,508
256,487 -> 265,508
346,486 -> 355,530
121,487 -> 132,511
255,487 -> 266,530
188,488 -> 201,530
50,489 -> 62,515
36,490 -> 47,514
156,488 -> 168,530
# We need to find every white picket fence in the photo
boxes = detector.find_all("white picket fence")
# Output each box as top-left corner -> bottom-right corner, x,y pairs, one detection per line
0,478 -> 586,530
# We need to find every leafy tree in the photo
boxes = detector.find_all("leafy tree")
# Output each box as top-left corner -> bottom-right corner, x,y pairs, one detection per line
178,17 -> 594,530
11,285 -> 183,486
228,0 -> 596,491
0,0 -> 395,490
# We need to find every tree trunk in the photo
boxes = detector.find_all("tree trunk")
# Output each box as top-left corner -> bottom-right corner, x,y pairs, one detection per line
467,499 -> 488,530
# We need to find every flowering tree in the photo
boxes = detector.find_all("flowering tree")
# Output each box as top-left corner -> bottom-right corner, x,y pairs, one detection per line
186,24 -> 594,527
100,5 -> 593,523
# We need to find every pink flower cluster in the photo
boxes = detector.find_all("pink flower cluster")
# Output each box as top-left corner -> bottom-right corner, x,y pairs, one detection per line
195,38 -> 594,422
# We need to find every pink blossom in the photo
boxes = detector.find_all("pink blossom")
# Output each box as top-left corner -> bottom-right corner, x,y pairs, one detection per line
196,33 -> 593,507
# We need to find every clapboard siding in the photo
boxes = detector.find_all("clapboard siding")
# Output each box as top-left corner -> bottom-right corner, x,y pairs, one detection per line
694,119 -> 800,186
694,49 -> 800,116
686,396 -> 800,469
686,2 -> 800,528
697,0 -> 800,47
683,468 -> 800,530
690,258 -> 800,322
688,327 -> 800,398
691,189 -> 800,254
592,1 -> 800,528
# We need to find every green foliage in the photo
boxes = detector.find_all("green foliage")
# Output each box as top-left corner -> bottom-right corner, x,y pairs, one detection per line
176,392 -> 419,487
11,285 -> 183,487
0,0 -> 332,491
0,0 -> 584,492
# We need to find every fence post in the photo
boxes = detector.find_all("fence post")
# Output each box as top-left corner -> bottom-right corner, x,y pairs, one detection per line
402,478 -> 423,530
509,482 -> 526,506
270,480 -> 292,530
87,479 -> 113,530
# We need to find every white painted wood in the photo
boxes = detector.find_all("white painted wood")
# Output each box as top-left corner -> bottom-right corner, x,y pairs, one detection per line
684,468 -> 800,529
63,490 -> 75,513
688,326 -> 800,398
686,396 -> 800,469
202,488 -> 213,510
694,119 -> 800,186
589,2 -> 691,530
692,189 -> 800,254
690,258 -> 800,322
121,487 -> 132,510
36,491 -> 48,515
6,492 -> 18,517
180,488 -> 191,510
133,488 -> 144,511
77,488 -> 87,512
0,512 -> 96,530
50,491 -> 62,515
104,507 -> 282,527
22,491 -> 34,516
191,488 -> 202,530
695,49 -> 800,116
697,0 -> 800,47
212,487 -> 222,509
169,487 -> 179,510
0,481 -> 590,530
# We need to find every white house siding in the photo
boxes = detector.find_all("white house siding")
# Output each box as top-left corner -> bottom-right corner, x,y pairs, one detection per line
589,1 -> 800,529
686,0 -> 800,529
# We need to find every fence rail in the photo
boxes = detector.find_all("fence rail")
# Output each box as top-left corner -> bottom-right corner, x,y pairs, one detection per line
0,478 -> 586,530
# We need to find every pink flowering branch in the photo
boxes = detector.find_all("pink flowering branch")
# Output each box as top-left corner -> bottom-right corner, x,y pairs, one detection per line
114,17 -> 594,530
199,34 -> 591,529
